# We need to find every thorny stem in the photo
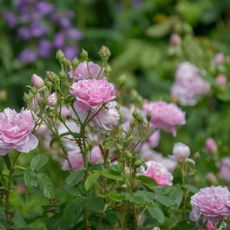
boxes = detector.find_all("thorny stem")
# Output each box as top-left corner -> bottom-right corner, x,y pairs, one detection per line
4,153 -> 20,230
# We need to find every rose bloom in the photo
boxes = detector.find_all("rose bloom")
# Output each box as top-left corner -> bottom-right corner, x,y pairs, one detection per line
171,62 -> 210,106
143,101 -> 185,136
0,108 -> 38,155
190,186 -> 230,221
140,160 -> 173,186
62,148 -> 84,171
69,61 -> 104,80
71,79 -> 116,110
219,157 -> 230,183
148,130 -> 160,148
92,101 -> 119,131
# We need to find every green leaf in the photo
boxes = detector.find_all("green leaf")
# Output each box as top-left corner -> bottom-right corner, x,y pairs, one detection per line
62,198 -> 85,225
12,210 -> 27,228
85,197 -> 104,213
137,175 -> 156,190
24,169 -> 38,188
65,170 -> 84,189
31,154 -> 48,171
103,139 -> 114,148
147,206 -> 165,224
154,194 -> 175,207
100,169 -> 123,181
108,192 -> 125,202
2,155 -> 11,170
37,173 -> 55,199
85,172 -> 100,191
169,187 -> 183,207
184,184 -> 199,194
146,21 -> 172,38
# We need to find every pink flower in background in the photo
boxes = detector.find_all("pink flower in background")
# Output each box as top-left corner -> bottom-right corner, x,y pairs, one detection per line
148,130 -> 160,148
69,61 -> 104,80
214,53 -> 225,66
140,146 -> 177,172
171,62 -> 210,106
173,142 -> 190,161
216,75 -> 227,87
71,79 -> 116,110
92,101 -> 119,130
206,221 -> 215,230
143,101 -> 185,136
89,146 -> 103,164
190,186 -> 230,221
205,138 -> 217,153
140,161 -> 173,186
0,108 -> 38,155
62,148 -> 84,171
169,33 -> 182,46
219,157 -> 230,183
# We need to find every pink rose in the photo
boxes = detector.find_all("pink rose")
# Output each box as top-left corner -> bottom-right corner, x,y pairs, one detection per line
69,61 -> 104,80
140,160 -> 173,186
0,108 -> 38,155
143,101 -> 185,136
92,101 -> 119,130
205,138 -> 217,153
219,157 -> 230,183
190,186 -> 230,221
89,146 -> 103,164
171,62 -> 210,106
71,79 -> 116,110
216,75 -> 227,87
62,148 -> 84,171
148,130 -> 160,148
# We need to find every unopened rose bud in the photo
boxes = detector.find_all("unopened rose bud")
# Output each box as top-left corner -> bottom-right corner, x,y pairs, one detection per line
173,142 -> 190,161
133,111 -> 144,123
206,220 -> 215,230
60,105 -> 71,118
205,138 -> 217,153
216,75 -> 227,87
214,52 -> 224,66
169,33 -> 182,46
205,172 -> 217,184
0,90 -> 7,101
99,46 -> 111,60
47,93 -> 57,106
72,58 -> 79,68
56,50 -> 65,61
31,74 -> 44,89
80,49 -> 88,60
89,146 -> 103,164
146,112 -> 152,122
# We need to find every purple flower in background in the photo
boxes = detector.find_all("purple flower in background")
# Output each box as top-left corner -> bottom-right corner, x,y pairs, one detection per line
4,0 -> 83,63
18,49 -> 37,63
38,40 -> 53,58
4,11 -> 16,28
63,46 -> 78,60
36,2 -> 54,15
